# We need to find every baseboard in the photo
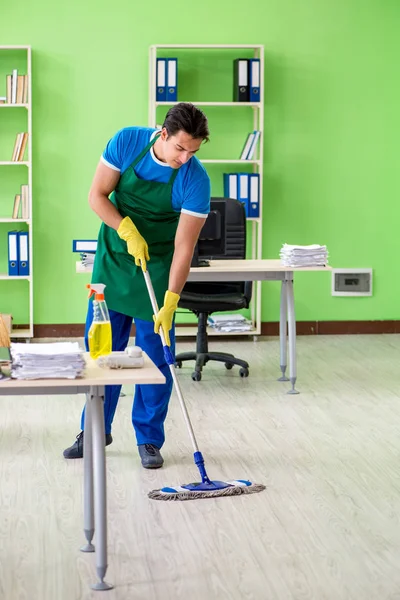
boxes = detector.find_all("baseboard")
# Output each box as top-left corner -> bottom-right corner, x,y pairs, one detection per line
31,320 -> 400,338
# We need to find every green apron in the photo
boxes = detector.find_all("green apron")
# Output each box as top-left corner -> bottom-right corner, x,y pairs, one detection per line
92,135 -> 180,320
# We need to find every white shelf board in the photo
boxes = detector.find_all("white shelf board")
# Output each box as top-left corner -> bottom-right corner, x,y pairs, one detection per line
152,44 -> 263,50
0,274 -> 30,281
200,159 -> 261,164
0,46 -> 31,50
155,101 -> 261,108
0,161 -> 30,166
176,326 -> 256,338
0,218 -> 30,223
10,327 -> 33,339
0,104 -> 29,108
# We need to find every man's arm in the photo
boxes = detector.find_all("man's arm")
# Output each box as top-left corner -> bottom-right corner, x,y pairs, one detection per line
88,161 -> 123,230
168,212 -> 207,294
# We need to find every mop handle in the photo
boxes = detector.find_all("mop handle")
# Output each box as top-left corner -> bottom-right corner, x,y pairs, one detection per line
141,267 -> 200,454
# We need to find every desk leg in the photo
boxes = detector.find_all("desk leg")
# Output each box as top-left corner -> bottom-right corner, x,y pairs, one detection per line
286,279 -> 299,395
81,393 -> 95,553
90,386 -> 113,591
278,280 -> 289,382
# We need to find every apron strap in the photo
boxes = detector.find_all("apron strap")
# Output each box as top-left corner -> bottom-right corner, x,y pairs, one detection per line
131,133 -> 180,186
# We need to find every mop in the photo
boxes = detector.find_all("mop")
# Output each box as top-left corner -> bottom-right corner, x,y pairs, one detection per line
142,267 -> 266,501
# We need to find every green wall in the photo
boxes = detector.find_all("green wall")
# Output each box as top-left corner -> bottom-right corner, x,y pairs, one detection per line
0,0 -> 399,327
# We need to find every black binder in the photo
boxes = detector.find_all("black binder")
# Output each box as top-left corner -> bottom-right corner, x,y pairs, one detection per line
233,58 -> 249,102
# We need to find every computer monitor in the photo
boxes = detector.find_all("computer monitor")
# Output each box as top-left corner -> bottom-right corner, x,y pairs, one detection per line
191,200 -> 227,267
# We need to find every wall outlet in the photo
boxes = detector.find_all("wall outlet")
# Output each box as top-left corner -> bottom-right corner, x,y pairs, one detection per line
332,268 -> 372,297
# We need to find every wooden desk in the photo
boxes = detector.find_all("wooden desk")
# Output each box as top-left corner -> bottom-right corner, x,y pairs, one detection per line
0,353 -> 165,591
76,259 -> 331,394
189,259 -> 331,394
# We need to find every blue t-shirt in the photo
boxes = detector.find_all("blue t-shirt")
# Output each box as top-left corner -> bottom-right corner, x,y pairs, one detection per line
101,127 -> 210,218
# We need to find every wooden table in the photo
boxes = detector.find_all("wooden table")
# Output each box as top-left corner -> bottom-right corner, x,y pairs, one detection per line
0,352 -> 165,591
77,259 -> 331,393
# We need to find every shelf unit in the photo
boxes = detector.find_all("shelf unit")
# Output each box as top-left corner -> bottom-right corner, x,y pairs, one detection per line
0,46 -> 33,339
149,44 -> 264,336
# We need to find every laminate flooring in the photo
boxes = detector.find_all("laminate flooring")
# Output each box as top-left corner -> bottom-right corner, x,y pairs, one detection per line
1,334 -> 400,600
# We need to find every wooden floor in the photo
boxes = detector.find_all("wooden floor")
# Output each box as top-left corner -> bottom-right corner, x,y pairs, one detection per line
1,334 -> 400,600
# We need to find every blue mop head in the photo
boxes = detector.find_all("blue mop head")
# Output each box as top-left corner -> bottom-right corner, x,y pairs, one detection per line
148,479 -> 266,501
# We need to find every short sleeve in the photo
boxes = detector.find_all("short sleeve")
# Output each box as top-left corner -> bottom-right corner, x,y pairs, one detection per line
101,129 -> 130,172
181,174 -> 211,218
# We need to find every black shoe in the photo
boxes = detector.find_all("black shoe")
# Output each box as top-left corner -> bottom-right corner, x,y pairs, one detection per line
63,430 -> 113,459
138,444 -> 164,469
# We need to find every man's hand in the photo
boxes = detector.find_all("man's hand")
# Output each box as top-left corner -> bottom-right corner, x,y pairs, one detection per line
154,290 -> 180,346
117,216 -> 150,271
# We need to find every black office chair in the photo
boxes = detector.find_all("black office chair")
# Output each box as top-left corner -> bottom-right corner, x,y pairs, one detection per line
175,197 -> 252,382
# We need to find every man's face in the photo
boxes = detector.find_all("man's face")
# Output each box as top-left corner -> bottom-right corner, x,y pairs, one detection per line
160,128 -> 203,168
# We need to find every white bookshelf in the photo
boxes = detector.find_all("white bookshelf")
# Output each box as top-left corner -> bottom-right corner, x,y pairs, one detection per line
149,44 -> 264,336
0,45 -> 33,339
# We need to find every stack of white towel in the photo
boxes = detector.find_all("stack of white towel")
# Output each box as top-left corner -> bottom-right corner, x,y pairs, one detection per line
10,342 -> 85,380
280,244 -> 328,267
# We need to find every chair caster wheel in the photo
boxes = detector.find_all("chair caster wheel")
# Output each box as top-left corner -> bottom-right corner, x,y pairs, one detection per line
224,362 -> 233,370
191,371 -> 202,382
175,361 -> 182,368
239,368 -> 249,378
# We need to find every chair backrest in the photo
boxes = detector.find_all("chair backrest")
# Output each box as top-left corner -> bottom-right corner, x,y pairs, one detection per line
197,197 -> 246,260
183,198 -> 252,304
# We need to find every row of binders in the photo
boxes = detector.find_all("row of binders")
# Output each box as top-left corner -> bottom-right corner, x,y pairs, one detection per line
223,172 -> 260,218
11,132 -> 29,162
156,58 -> 177,101
8,231 -> 29,276
240,130 -> 260,160
233,58 -> 260,102
155,57 -> 260,103
12,185 -> 29,219
0,70 -> 29,104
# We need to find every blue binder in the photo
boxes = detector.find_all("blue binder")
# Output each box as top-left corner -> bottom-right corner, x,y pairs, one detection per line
248,173 -> 260,218
223,173 -> 238,199
156,58 -> 167,101
72,239 -> 97,253
238,173 -> 250,214
248,59 -> 260,102
8,231 -> 19,276
166,58 -> 177,102
18,231 -> 29,276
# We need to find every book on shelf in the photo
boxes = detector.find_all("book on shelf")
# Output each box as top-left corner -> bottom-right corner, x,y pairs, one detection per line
5,71 -> 28,104
12,194 -> 21,219
239,130 -> 261,160
11,185 -> 29,219
11,132 -> 29,162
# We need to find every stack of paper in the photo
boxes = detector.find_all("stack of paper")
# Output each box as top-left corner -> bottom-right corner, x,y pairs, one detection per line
10,342 -> 85,380
280,244 -> 328,267
207,314 -> 253,333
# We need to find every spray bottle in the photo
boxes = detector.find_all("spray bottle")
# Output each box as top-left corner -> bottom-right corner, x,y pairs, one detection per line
86,283 -> 112,359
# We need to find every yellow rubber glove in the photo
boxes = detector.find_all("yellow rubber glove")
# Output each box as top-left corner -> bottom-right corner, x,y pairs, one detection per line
154,290 -> 180,346
117,216 -> 150,271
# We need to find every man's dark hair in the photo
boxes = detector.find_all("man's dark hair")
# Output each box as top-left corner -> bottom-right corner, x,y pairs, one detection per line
162,103 -> 210,142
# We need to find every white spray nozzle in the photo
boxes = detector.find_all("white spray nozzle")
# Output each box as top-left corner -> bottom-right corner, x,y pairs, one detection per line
87,283 -> 106,300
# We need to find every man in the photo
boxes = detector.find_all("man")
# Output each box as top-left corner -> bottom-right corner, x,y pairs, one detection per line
64,103 -> 210,468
